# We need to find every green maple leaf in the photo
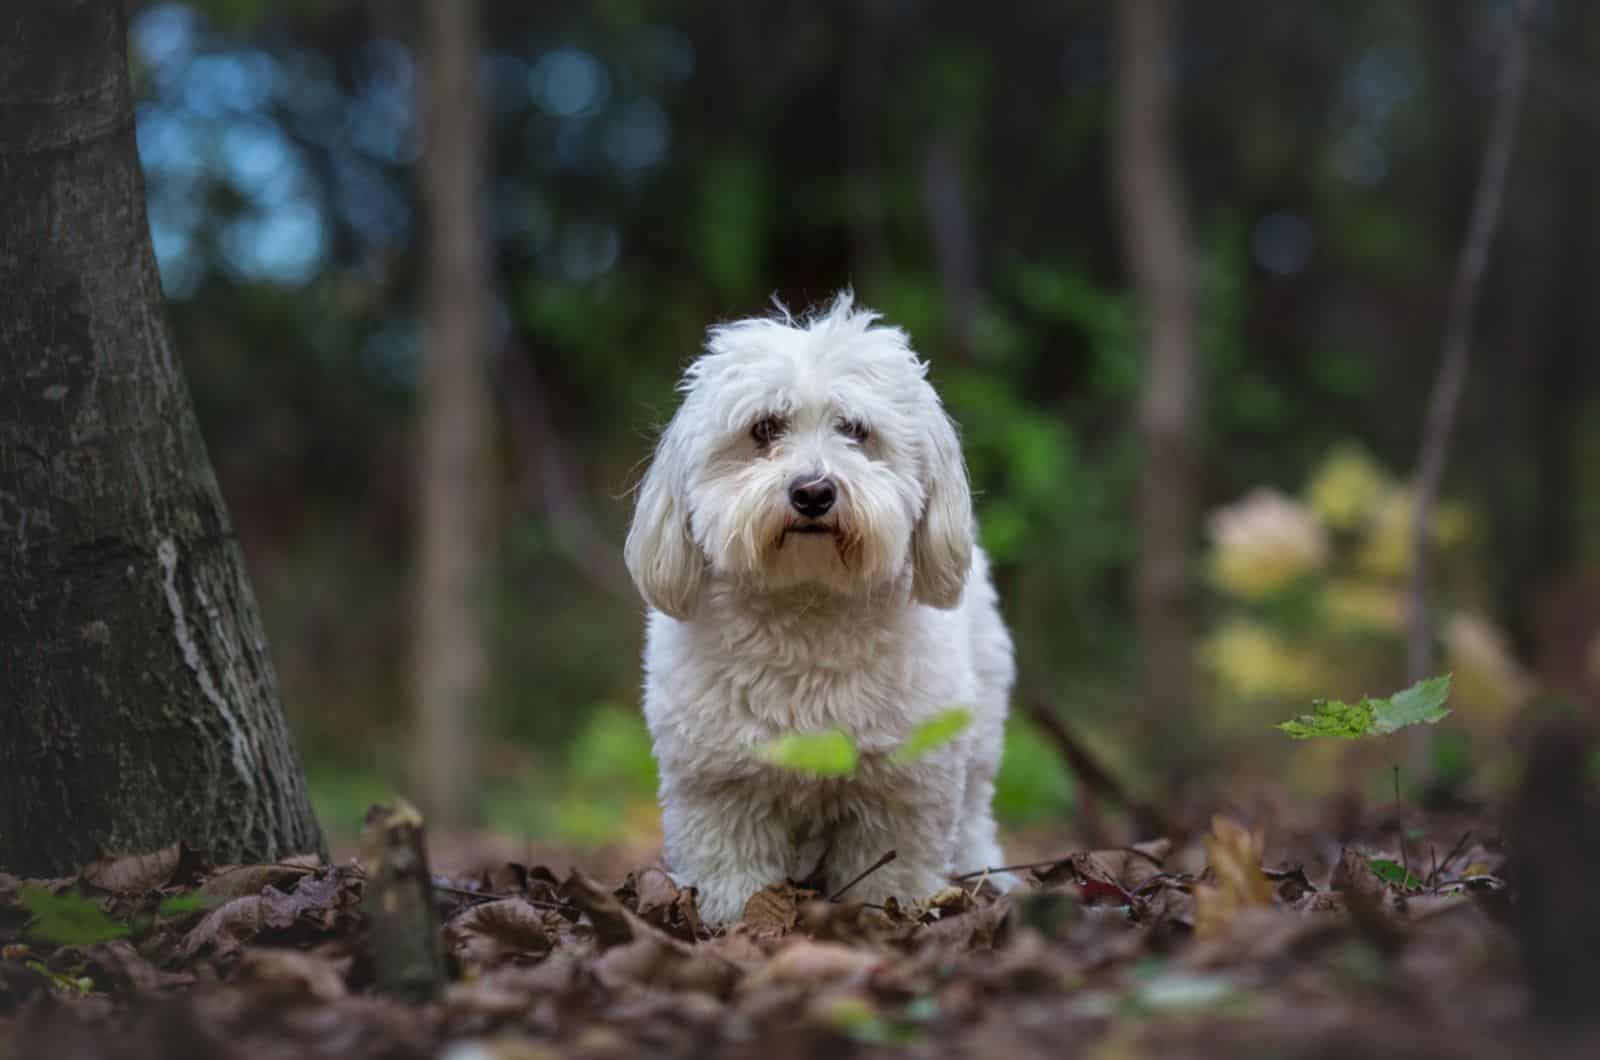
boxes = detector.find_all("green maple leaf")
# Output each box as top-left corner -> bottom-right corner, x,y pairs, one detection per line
20,886 -> 131,947
756,729 -> 858,777
890,708 -> 973,765
1369,859 -> 1423,890
1276,675 -> 1452,740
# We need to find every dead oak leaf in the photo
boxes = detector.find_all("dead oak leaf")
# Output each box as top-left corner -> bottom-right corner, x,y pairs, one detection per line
561,871 -> 645,950
84,940 -> 194,997
180,873 -> 348,959
740,939 -> 884,992
84,844 -> 188,894
594,930 -> 740,997
445,898 -> 554,972
199,856 -> 324,901
236,948 -> 350,1001
740,881 -> 818,938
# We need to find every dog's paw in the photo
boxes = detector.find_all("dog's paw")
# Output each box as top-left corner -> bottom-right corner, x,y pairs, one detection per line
687,876 -> 767,927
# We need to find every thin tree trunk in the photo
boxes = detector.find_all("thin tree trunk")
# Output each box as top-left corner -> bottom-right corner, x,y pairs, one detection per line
922,132 -> 981,362
412,0 -> 494,829
0,1 -> 322,875
1407,0 -> 1534,687
1112,0 -> 1199,750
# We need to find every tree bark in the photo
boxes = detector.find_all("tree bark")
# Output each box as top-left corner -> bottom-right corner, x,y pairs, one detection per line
1112,0 -> 1199,750
1407,0 -> 1534,687
0,1 -> 322,875
412,0 -> 494,829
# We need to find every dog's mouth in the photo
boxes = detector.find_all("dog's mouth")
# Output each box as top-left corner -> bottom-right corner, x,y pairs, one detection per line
776,522 -> 838,548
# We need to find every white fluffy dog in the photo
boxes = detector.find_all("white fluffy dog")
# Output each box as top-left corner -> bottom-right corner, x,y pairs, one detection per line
624,294 -> 1016,925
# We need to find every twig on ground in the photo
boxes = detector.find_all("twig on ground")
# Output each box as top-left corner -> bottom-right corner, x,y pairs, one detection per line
952,859 -> 1070,883
829,850 -> 897,902
1429,830 -> 1475,887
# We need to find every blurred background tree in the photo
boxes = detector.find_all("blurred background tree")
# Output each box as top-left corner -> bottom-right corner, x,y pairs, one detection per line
120,0 -> 1600,847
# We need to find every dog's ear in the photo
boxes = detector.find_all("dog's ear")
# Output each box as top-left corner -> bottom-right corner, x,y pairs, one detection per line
624,413 -> 707,619
911,402 -> 974,609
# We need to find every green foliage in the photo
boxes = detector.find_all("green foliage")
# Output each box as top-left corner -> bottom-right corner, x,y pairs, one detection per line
1276,675 -> 1453,740
20,886 -> 130,947
756,729 -> 859,778
993,716 -> 1076,827
157,892 -> 218,918
25,960 -> 94,995
890,708 -> 973,765
1368,859 -> 1422,890
567,705 -> 659,793
697,156 -> 769,299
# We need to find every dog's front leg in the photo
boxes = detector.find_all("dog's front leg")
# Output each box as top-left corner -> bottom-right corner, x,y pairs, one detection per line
827,776 -> 960,908
661,777 -> 791,926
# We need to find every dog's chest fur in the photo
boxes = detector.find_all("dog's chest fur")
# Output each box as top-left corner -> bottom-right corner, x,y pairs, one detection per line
643,580 -> 977,779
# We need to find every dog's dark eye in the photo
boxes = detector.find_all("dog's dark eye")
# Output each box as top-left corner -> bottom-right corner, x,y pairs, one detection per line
838,419 -> 870,444
750,415 -> 786,447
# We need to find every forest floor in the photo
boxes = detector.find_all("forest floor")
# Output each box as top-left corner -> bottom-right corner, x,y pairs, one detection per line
1,782 -> 1595,1060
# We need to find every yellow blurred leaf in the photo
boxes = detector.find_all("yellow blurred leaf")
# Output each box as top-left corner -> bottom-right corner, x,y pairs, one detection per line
1193,816 -> 1273,941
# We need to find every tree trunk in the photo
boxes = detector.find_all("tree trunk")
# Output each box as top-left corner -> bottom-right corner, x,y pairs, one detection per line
412,0 -> 494,829
1406,0 -> 1533,689
0,1 -> 322,876
1112,0 -> 1199,753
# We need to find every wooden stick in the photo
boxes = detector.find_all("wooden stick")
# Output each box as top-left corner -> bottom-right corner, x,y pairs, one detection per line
830,850 -> 897,902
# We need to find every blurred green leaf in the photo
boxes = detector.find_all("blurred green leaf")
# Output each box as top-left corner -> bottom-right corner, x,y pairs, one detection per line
994,716 -> 1076,827
698,155 -> 768,298
1276,675 -> 1453,740
568,705 -> 658,794
21,886 -> 130,947
890,708 -> 972,765
756,729 -> 858,777
1368,859 -> 1422,890
157,892 -> 217,918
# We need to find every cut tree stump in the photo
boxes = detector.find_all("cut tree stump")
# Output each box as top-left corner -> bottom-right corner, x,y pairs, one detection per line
360,801 -> 447,1001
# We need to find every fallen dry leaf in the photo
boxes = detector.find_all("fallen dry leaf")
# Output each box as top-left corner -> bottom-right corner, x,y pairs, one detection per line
740,881 -> 817,938
446,899 -> 554,971
236,948 -> 350,1001
1192,816 -> 1274,941
741,939 -> 883,992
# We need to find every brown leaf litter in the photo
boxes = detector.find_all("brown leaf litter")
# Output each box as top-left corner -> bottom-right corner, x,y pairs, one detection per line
0,797 -> 1590,1059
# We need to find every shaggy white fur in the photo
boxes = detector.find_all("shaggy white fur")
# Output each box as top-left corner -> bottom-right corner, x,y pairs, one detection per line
624,293 -> 1017,925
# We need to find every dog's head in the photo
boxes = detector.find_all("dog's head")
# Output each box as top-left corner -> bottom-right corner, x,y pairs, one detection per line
625,294 -> 973,618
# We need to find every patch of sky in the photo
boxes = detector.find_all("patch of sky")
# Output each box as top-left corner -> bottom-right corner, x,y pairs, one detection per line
178,49 -> 282,118
135,103 -> 207,182
220,202 -> 326,287
530,47 -> 611,118
347,40 -> 417,164
218,119 -> 303,206
334,154 -> 411,248
130,4 -> 203,80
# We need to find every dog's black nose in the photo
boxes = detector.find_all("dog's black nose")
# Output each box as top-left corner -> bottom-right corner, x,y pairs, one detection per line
788,476 -> 836,518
